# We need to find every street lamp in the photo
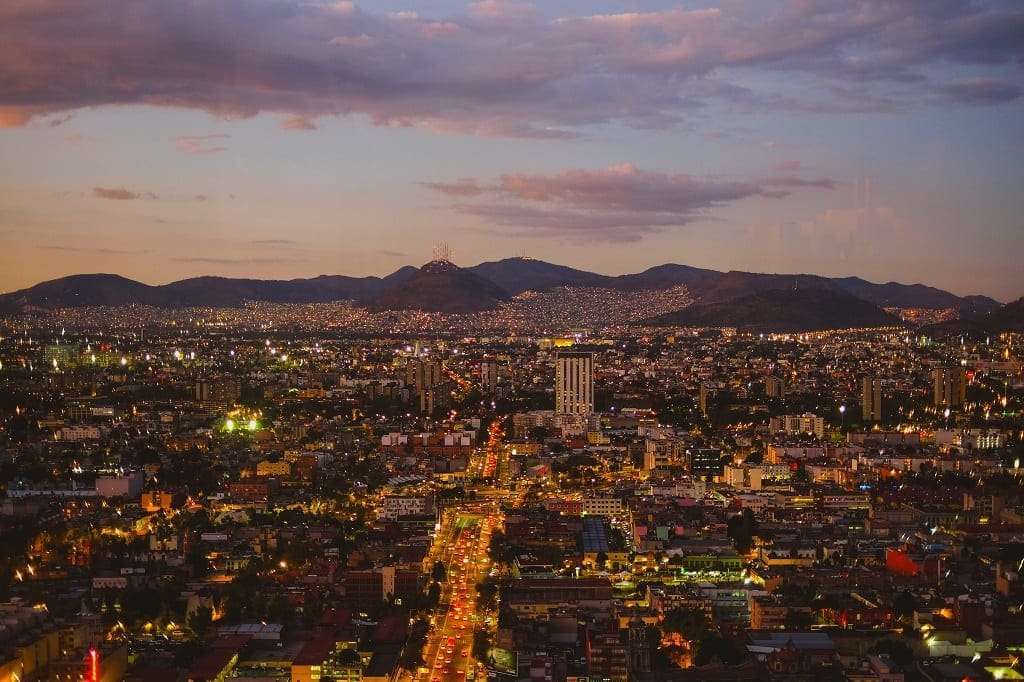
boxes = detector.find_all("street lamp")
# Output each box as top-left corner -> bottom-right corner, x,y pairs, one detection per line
839,405 -> 846,433
944,407 -> 951,430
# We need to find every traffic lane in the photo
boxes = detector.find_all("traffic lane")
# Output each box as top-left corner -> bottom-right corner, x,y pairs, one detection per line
423,511 -> 496,682
425,520 -> 478,677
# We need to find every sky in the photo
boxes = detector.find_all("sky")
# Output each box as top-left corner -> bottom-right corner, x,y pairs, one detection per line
0,0 -> 1022,301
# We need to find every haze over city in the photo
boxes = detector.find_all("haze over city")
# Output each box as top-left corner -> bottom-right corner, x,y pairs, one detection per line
1,0 -> 1022,300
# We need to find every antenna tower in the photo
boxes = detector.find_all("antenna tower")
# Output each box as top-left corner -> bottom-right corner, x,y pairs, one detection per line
432,243 -> 454,263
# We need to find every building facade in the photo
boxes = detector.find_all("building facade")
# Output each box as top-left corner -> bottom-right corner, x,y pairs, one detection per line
862,376 -> 883,422
555,351 -> 594,415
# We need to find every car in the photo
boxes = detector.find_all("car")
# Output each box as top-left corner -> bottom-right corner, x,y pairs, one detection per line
435,662 -> 442,669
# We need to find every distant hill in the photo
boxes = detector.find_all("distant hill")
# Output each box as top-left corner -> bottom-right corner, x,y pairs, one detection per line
610,263 -> 719,291
366,260 -> 511,313
466,258 -> 718,294
158,275 -> 396,307
921,296 -> 1024,336
685,270 -> 844,304
832,277 -> 1001,315
0,270 -> 419,313
984,297 -> 1024,331
0,273 -> 163,311
0,259 -> 1006,320
643,287 -> 903,332
466,258 -> 611,295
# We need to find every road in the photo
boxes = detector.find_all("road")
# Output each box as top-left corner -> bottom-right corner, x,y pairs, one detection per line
419,502 -> 500,682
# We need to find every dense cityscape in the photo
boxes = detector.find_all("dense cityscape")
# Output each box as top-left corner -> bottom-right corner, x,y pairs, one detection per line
3,1 -> 1022,681
0,275 -> 1022,682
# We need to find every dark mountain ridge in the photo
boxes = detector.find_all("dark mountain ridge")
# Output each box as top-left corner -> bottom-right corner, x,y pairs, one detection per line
365,260 -> 510,314
920,296 -> 1024,337
0,257 -> 1007,319
643,287 -> 904,332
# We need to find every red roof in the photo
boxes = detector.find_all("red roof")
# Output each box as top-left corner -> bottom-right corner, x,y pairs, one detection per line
293,634 -> 336,667
374,614 -> 409,643
188,649 -> 237,680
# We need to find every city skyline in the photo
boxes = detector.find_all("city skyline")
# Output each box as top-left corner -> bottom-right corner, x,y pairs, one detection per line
1,0 -> 1022,300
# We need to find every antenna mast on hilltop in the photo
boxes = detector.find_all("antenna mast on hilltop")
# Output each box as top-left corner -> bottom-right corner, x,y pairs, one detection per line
432,243 -> 454,263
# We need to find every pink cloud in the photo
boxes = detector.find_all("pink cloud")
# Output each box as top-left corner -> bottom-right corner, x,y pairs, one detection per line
0,1 -> 1019,136
93,187 -> 141,200
774,160 -> 801,171
281,115 -> 317,131
427,178 -> 486,197
429,163 -> 836,242
764,176 -> 838,190
175,134 -> 229,153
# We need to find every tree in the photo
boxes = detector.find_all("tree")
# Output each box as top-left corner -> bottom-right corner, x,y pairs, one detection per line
432,560 -> 447,583
472,629 -> 491,660
528,426 -> 548,442
660,607 -> 710,667
186,544 -> 210,578
427,581 -> 442,607
727,508 -> 759,555
475,579 -> 498,610
662,607 -> 709,641
868,639 -> 915,667
783,609 -> 813,629
644,624 -> 674,670
694,634 -> 745,666
892,591 -> 918,620
398,643 -> 425,673
188,606 -> 213,638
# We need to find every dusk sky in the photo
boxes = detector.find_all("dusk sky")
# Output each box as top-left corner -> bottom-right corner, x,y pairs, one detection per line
1,0 -> 1022,301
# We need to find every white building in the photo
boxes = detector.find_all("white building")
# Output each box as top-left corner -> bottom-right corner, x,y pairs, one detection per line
379,495 -> 435,520
55,425 -> 107,441
95,471 -> 145,498
582,493 -> 624,517
723,465 -> 764,491
770,413 -> 825,439
555,351 -> 594,415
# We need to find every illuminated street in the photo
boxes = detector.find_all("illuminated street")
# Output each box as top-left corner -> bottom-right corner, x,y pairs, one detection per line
421,503 -> 499,682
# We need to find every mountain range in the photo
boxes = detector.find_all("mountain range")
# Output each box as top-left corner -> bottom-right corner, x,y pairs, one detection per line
643,288 -> 903,332
0,258 -> 1014,332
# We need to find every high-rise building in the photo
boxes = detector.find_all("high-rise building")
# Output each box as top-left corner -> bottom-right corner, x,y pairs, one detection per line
480,360 -> 500,394
764,376 -> 785,398
555,351 -> 594,415
862,376 -> 883,422
687,446 -> 725,477
699,383 -> 714,417
934,366 -> 966,408
405,358 -> 442,395
195,376 -> 242,408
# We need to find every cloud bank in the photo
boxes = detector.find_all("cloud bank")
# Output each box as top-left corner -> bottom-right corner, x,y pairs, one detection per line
428,164 -> 837,241
93,187 -> 144,200
0,1 -> 1020,136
